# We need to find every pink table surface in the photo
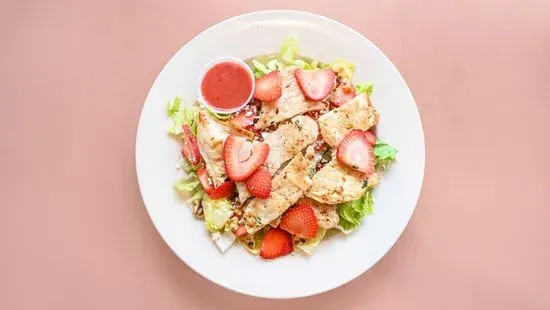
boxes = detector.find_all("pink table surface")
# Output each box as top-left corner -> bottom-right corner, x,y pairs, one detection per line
1,0 -> 549,309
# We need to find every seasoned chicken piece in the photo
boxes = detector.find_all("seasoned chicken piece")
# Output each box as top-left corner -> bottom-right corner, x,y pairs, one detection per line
243,146 -> 315,233
256,67 -> 327,129
318,93 -> 378,147
306,153 -> 366,204
297,197 -> 339,229
263,115 -> 319,175
196,110 -> 230,186
235,182 -> 252,203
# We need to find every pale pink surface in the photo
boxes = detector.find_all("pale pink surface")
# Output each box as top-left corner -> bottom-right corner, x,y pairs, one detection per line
1,0 -> 549,309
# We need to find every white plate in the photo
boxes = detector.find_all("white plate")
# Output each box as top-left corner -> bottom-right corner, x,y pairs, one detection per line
135,10 -> 425,299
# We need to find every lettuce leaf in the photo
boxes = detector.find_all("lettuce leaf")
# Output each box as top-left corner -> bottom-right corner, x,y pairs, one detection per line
174,174 -> 204,203
373,139 -> 398,169
280,35 -> 299,64
202,196 -> 234,232
167,97 -> 200,136
238,229 -> 265,255
331,58 -> 356,80
337,191 -> 374,232
295,228 -> 326,255
355,83 -> 374,96
252,58 -> 284,78
174,178 -> 200,192
252,59 -> 271,78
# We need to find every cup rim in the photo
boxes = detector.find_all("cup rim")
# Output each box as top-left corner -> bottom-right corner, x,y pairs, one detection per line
196,56 -> 255,114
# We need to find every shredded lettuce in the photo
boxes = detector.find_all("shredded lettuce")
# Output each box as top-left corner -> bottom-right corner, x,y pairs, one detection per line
252,59 -> 271,78
293,59 -> 312,69
373,139 -> 398,169
295,228 -> 326,255
202,196 -> 234,232
252,58 -> 284,78
206,108 -> 231,120
238,229 -> 265,255
174,178 -> 200,192
337,191 -> 374,232
167,97 -> 200,136
267,59 -> 283,71
331,58 -> 356,80
355,83 -> 374,96
280,36 -> 299,64
174,174 -> 204,203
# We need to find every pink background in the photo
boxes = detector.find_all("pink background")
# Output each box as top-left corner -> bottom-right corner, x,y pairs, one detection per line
1,0 -> 550,309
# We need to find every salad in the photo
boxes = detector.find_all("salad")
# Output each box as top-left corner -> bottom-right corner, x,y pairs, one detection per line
167,37 -> 398,259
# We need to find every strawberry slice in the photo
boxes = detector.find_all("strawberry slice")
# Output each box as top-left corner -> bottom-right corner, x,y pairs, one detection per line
337,129 -> 374,174
253,70 -> 282,102
279,204 -> 319,240
246,166 -> 272,199
224,135 -> 269,181
208,181 -> 234,199
330,81 -> 356,107
181,124 -> 202,165
233,225 -> 248,237
295,68 -> 336,101
364,130 -> 376,146
197,166 -> 234,199
196,166 -> 215,193
260,228 -> 293,259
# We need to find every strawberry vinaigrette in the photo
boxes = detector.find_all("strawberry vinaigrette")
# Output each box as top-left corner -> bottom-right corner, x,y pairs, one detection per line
200,61 -> 253,111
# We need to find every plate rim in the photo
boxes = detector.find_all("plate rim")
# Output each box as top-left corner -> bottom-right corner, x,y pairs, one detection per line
135,9 -> 425,299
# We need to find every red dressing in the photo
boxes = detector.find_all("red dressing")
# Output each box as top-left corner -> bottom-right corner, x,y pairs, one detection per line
201,61 -> 253,111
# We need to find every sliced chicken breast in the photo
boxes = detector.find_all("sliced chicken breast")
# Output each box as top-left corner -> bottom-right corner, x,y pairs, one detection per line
235,182 -> 252,203
243,146 -> 315,234
318,93 -> 379,147
196,110 -> 230,186
256,67 -> 326,129
306,153 -> 366,204
296,197 -> 340,229
235,115 -> 319,203
263,115 -> 319,175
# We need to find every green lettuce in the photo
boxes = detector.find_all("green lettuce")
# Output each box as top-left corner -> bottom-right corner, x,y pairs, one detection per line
373,139 -> 398,169
167,97 -> 200,136
355,83 -> 374,96
202,196 -> 234,232
331,58 -> 356,80
337,190 -> 374,232
280,35 -> 299,64
238,228 -> 266,255
296,228 -> 326,255
252,58 -> 284,78
174,174 -> 204,203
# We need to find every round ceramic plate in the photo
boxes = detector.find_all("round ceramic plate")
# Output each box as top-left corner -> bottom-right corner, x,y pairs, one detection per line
135,10 -> 425,299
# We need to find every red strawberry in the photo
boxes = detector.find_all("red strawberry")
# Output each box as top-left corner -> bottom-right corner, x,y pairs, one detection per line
260,228 -> 293,259
246,166 -> 271,199
295,68 -> 336,101
330,81 -> 356,107
230,112 -> 255,129
280,204 -> 319,240
224,135 -> 269,181
364,130 -> 376,146
229,107 -> 259,139
233,225 -> 248,237
197,167 -> 234,199
337,129 -> 374,174
208,181 -> 234,199
253,71 -> 282,102
196,166 -> 215,193
181,124 -> 202,165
